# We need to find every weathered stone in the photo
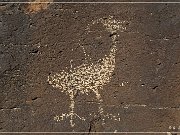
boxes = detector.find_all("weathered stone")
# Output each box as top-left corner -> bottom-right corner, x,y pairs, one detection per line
0,1 -> 180,134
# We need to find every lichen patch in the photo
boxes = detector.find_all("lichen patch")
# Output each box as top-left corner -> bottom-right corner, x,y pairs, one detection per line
23,0 -> 53,14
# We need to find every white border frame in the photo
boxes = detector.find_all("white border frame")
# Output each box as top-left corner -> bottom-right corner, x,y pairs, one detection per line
1,132 -> 180,134
0,1 -> 180,3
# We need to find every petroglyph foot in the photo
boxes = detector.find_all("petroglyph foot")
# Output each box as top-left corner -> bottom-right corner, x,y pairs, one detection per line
54,113 -> 86,127
90,112 -> 121,125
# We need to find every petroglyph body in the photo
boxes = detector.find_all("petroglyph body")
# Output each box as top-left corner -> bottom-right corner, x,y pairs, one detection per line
48,16 -> 128,127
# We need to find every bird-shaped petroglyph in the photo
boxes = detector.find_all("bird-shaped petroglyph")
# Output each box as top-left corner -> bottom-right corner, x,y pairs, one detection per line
48,16 -> 128,127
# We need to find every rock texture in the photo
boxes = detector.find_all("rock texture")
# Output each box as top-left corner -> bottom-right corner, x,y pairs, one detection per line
0,1 -> 180,134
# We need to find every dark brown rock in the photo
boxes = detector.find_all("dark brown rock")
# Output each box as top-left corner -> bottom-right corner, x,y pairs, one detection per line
0,1 -> 180,134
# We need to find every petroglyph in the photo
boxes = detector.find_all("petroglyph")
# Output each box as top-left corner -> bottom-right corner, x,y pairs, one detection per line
48,16 -> 128,127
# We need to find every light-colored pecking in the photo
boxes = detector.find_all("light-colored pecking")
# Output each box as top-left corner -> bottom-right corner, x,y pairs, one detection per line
48,16 -> 128,127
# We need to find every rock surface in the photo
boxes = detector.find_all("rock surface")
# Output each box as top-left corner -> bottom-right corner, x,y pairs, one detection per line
0,1 -> 180,134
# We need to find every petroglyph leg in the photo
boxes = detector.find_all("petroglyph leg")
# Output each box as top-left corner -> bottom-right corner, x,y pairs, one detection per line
94,89 -> 104,115
69,91 -> 75,127
54,91 -> 86,127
